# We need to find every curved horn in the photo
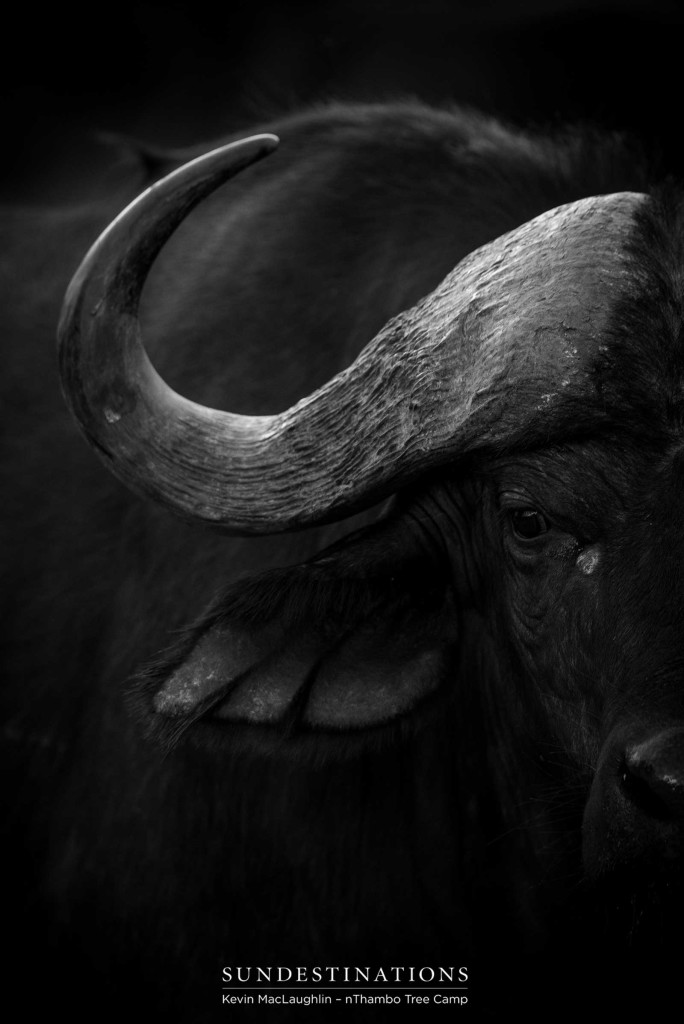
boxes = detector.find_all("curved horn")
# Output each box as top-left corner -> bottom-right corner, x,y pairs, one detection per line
58,135 -> 647,534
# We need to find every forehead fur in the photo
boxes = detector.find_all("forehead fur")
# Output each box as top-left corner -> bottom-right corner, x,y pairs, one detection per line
597,185 -> 684,438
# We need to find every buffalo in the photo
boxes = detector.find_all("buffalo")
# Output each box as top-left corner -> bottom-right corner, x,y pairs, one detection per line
3,101 -> 684,1019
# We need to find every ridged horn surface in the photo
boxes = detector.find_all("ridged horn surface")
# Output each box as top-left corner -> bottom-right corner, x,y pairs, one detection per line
58,134 -> 646,533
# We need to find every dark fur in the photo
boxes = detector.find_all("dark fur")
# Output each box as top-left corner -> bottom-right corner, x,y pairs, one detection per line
1,102 -> 682,1021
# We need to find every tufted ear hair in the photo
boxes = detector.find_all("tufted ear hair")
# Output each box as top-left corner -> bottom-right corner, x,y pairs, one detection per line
147,511 -> 462,749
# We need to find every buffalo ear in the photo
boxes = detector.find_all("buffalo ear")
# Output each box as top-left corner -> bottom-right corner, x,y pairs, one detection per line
152,517 -> 460,734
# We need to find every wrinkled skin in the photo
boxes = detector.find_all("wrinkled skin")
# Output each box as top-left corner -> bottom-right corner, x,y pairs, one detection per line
484,436 -> 684,975
495,438 -> 684,864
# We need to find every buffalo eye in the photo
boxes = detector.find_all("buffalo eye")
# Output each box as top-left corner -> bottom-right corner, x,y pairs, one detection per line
509,508 -> 549,540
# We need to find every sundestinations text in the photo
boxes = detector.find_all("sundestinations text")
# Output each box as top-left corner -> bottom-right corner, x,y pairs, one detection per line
222,966 -> 467,983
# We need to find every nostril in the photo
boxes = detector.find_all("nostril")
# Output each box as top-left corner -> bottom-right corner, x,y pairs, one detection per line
619,759 -> 673,820
621,730 -> 684,820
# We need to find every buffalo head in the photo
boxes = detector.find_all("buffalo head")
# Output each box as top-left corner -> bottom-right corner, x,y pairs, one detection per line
57,135 -> 684,950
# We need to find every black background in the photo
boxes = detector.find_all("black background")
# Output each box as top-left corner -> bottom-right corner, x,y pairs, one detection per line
2,0 -> 682,202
